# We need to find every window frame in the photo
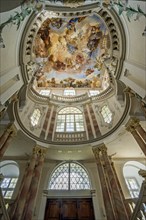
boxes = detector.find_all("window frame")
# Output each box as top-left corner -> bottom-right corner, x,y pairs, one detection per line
101,105 -> 112,124
48,162 -> 91,190
30,108 -> 41,127
63,89 -> 76,96
0,177 -> 18,199
125,177 -> 140,198
56,107 -> 85,133
39,89 -> 50,96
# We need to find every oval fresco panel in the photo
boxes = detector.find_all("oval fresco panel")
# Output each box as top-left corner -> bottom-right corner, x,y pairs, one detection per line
33,14 -> 111,89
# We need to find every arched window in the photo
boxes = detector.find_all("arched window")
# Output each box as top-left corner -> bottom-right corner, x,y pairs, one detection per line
30,108 -> 41,126
56,107 -> 84,132
123,161 -> 146,198
89,90 -> 100,96
101,105 -> 112,123
64,89 -> 76,96
39,90 -> 50,96
49,162 -> 91,190
0,161 -> 19,199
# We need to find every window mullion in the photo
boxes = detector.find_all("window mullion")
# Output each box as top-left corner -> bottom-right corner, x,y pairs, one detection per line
69,163 -> 70,190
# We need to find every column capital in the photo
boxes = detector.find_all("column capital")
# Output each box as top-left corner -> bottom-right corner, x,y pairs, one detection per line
92,143 -> 106,153
138,169 -> 146,180
7,124 -> 17,136
123,87 -> 135,97
0,173 -> 4,184
126,125 -> 135,133
33,145 -> 47,157
125,117 -> 140,130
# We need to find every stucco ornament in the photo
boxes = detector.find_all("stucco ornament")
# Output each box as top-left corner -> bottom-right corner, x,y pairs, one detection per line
0,0 -> 146,48
62,0 -> 85,7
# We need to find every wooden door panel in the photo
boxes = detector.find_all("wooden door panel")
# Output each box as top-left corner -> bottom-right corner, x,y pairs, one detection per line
78,199 -> 95,220
44,198 -> 95,220
45,200 -> 60,220
62,200 -> 77,219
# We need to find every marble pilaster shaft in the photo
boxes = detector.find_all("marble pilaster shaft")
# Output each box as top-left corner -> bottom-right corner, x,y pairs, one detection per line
0,131 -> 13,159
12,151 -> 37,220
23,154 -> 45,220
101,147 -> 129,220
93,148 -> 117,220
131,129 -> 146,156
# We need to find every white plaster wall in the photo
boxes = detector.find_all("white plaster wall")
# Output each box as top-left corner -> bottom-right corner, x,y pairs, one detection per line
118,1 -> 146,98
0,7 -> 29,73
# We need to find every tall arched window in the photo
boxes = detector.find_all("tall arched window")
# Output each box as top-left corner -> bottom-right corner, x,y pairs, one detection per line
101,105 -> 112,123
56,107 -> 84,132
64,89 -> 75,96
49,162 -> 91,190
0,161 -> 19,199
30,108 -> 41,126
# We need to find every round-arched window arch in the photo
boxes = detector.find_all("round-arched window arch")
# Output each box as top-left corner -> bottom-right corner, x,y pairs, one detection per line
123,161 -> 146,198
56,107 -> 85,132
48,162 -> 91,190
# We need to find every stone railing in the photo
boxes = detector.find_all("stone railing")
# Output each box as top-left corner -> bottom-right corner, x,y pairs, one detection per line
28,83 -> 114,105
54,131 -> 87,142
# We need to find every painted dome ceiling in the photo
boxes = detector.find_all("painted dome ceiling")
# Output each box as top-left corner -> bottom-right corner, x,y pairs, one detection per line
33,14 -> 111,91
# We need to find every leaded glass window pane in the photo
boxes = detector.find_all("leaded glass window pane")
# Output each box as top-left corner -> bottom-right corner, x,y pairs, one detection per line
9,178 -> 18,188
39,90 -> 50,96
125,177 -> 140,198
30,108 -> 41,126
0,177 -> 18,199
56,107 -> 85,132
5,191 -> 13,199
89,90 -> 100,96
64,89 -> 76,96
49,163 -> 69,190
1,178 -> 11,188
49,162 -> 90,190
70,163 -> 90,190
101,105 -> 112,123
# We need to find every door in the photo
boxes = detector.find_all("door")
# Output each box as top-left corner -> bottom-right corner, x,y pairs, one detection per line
44,198 -> 95,220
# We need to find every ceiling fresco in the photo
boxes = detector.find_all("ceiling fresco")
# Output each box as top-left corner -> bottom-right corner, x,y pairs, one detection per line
33,14 -> 111,89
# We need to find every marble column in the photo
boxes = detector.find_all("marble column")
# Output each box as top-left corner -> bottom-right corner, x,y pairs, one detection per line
12,146 -> 39,220
126,119 -> 146,156
92,146 -> 117,220
0,124 -> 14,149
0,125 -> 17,159
9,162 -> 29,219
130,118 -> 146,142
100,144 -> 129,220
23,146 -> 47,220
110,157 -> 131,218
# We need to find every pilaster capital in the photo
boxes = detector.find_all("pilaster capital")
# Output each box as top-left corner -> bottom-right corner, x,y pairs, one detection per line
33,145 -> 47,157
7,124 -> 17,136
123,87 -> 135,97
0,173 -> 4,184
92,146 -> 100,157
126,117 -> 141,134
138,169 -> 146,180
126,125 -> 135,133
92,143 -> 106,153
